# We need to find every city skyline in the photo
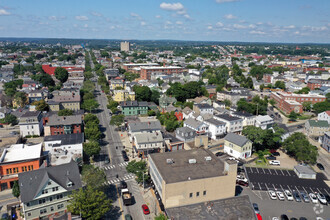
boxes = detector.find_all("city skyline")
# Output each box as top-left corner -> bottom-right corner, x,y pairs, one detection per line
0,0 -> 329,43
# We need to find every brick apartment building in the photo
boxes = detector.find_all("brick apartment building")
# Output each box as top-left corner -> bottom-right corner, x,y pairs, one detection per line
45,115 -> 82,136
307,79 -> 330,90
270,91 -> 326,114
140,66 -> 184,80
122,63 -> 159,72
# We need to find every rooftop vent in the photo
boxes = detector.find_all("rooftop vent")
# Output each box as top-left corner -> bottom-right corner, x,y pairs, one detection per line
188,159 -> 196,164
205,156 -> 212,161
166,158 -> 174,164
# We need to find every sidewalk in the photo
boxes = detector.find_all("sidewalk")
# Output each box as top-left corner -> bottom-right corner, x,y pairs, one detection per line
141,186 -> 162,218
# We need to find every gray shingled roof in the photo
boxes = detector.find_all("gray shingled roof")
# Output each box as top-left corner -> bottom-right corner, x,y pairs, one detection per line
47,115 -> 82,126
18,161 -> 82,203
44,133 -> 84,146
128,121 -> 161,132
225,133 -> 251,147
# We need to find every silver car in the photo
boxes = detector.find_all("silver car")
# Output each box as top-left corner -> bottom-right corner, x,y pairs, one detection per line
300,192 -> 310,203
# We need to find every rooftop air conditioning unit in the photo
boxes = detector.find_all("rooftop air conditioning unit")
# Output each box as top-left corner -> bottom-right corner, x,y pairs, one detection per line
166,158 -> 173,164
188,159 -> 196,164
205,156 -> 212,161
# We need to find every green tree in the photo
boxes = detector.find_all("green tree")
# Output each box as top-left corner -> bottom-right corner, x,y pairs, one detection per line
296,87 -> 310,94
0,114 -> 18,125
313,101 -> 330,114
32,100 -> 49,111
110,115 -> 125,127
12,180 -> 20,198
224,99 -> 231,107
31,73 -> 55,87
84,113 -> 100,125
288,111 -> 299,121
155,213 -> 168,220
283,132 -> 318,164
126,160 -> 150,184
274,81 -> 286,89
85,124 -> 101,141
124,72 -> 140,81
148,110 -> 156,116
14,92 -> 27,107
54,67 -> 69,83
68,185 -> 111,220
83,141 -> 101,157
82,99 -> 99,112
58,109 -> 74,116
134,86 -> 152,102
269,99 -> 276,106
81,165 -> 106,189
302,101 -> 312,112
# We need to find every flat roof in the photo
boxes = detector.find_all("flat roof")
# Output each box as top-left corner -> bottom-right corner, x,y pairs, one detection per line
149,148 -> 225,184
166,195 -> 257,220
0,143 -> 42,164
141,66 -> 183,70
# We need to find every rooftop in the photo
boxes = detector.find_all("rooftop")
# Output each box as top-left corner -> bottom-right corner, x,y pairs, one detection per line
204,118 -> 226,126
134,132 -> 163,144
225,133 -> 251,147
255,115 -> 274,122
0,143 -> 42,164
128,121 -> 162,132
214,114 -> 241,122
44,133 -> 84,146
21,111 -> 41,118
232,111 -> 254,118
148,148 -> 226,184
307,120 -> 329,128
166,195 -> 256,220
294,165 -> 316,175
47,115 -> 82,126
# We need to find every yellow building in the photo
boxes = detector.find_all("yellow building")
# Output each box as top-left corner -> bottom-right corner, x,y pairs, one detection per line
148,148 -> 237,209
110,79 -> 125,90
112,90 -> 135,102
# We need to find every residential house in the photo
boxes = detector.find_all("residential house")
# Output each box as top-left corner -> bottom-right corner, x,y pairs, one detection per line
0,107 -> 11,119
231,111 -> 256,127
104,68 -> 119,81
182,107 -> 194,119
112,89 -> 136,102
321,131 -> 330,153
224,133 -> 252,159
305,120 -> 329,137
204,118 -> 226,140
214,114 -> 243,134
255,115 -> 274,130
133,132 -> 164,157
45,115 -> 82,136
318,111 -> 330,124
48,93 -> 81,111
184,118 -> 209,135
213,101 -> 225,109
159,94 -> 177,110
186,96 -> 212,105
19,111 -> 43,137
119,101 -> 149,116
163,133 -> 184,151
128,121 -> 162,142
18,161 -> 82,220
193,103 -> 214,116
148,148 -> 237,209
28,89 -> 48,104
110,78 -> 125,90
0,143 -> 42,191
175,127 -> 196,143
44,133 -> 84,166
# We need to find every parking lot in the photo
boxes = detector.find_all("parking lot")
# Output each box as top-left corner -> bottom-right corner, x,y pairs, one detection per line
245,166 -> 330,196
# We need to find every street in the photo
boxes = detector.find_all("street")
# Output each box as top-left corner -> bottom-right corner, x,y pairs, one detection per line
89,51 -> 149,220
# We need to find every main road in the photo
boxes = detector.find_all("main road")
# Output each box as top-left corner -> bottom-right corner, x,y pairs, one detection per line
87,51 -> 148,220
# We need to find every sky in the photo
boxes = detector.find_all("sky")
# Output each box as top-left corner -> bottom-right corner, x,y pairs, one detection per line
0,0 -> 329,43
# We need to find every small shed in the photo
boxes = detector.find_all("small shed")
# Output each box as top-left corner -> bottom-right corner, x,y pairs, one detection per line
294,165 -> 316,179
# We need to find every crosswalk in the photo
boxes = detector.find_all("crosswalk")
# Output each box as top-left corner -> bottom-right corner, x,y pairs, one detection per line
103,162 -> 128,170
104,174 -> 136,185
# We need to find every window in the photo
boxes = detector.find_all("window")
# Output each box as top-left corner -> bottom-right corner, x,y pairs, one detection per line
50,206 -> 54,212
28,165 -> 33,171
57,204 -> 64,209
196,192 -> 200,197
40,208 -> 47,214
203,191 -> 206,196
42,189 -> 48,194
189,193 -> 193,198
48,181 -> 51,185
22,166 -> 27,172
52,187 -> 59,192
27,212 -> 31,217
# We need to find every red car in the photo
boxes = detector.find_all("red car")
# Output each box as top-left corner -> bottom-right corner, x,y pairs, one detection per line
142,204 -> 150,215
236,180 -> 249,187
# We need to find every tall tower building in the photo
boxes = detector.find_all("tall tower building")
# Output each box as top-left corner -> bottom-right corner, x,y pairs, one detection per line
120,41 -> 130,52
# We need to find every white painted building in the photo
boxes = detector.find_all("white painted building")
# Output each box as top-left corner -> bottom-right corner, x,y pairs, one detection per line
214,114 -> 243,134
204,118 -> 226,140
318,111 -> 330,124
19,111 -> 43,137
255,115 -> 274,130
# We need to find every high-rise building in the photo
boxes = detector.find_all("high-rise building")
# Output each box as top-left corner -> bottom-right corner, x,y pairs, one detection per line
120,41 -> 130,52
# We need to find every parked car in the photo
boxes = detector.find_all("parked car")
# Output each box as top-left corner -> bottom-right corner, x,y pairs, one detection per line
309,192 -> 318,204
236,175 -> 248,182
284,190 -> 293,201
269,190 -> 277,200
293,191 -> 301,202
142,204 -> 150,215
215,152 -> 224,157
272,152 -> 280,156
236,180 -> 249,187
120,181 -> 127,189
266,156 -> 277,160
237,167 -> 244,173
316,163 -> 325,170
104,156 -> 110,164
252,203 -> 260,214
300,192 -> 310,203
269,160 -> 280,166
122,150 -> 129,161
276,191 -> 285,201
280,214 -> 289,220
125,214 -> 133,220
317,193 -> 327,205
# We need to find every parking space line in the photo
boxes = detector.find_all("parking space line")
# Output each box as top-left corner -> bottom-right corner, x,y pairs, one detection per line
280,169 -> 285,176
316,188 -> 323,194
302,186 -> 308,194
286,170 -> 291,176
258,183 -> 261,191
324,189 -> 330,196
280,184 -> 284,192
288,185 -> 292,192
256,168 -> 259,174
309,187 -> 314,194
262,168 -> 265,174
272,184 -> 276,191
265,183 -> 269,191
274,169 -> 278,175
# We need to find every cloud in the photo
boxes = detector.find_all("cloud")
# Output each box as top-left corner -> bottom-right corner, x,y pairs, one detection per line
155,15 -> 161,19
160,2 -> 184,11
284,25 -> 295,29
216,22 -> 224,27
130,12 -> 142,20
249,24 -> 256,29
84,24 -> 88,28
75,15 -> 88,21
140,21 -> 146,26
207,25 -> 213,30
250,30 -> 265,35
48,16 -> 66,21
0,9 -> 10,15
176,21 -> 183,25
233,24 -> 247,29
216,0 -> 239,3
224,14 -> 237,19
91,11 -> 102,17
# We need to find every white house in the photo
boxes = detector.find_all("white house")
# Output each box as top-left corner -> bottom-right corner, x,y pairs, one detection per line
231,111 -> 256,127
43,133 -> 84,166
184,118 -> 209,134
133,132 -> 164,156
224,133 -> 252,160
127,121 -> 162,142
182,107 -> 194,119
193,103 -> 214,115
255,115 -> 274,130
318,111 -> 330,124
204,118 -> 226,140
19,111 -> 43,137
214,114 -> 243,134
